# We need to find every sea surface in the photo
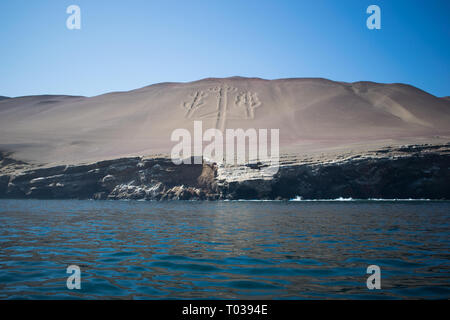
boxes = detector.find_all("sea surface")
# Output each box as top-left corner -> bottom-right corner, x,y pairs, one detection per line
0,199 -> 449,299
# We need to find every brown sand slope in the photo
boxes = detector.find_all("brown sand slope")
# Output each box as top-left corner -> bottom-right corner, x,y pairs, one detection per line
0,77 -> 449,165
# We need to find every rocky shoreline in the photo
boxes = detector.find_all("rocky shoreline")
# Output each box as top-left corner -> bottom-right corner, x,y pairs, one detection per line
0,144 -> 449,200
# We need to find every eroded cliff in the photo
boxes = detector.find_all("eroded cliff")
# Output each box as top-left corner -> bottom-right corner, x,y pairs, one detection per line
0,144 -> 448,200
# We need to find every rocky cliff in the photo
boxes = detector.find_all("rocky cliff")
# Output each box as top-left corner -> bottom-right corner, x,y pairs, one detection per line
1,144 -> 448,200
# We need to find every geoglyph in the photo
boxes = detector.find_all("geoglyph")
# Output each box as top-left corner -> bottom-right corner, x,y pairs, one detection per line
182,84 -> 262,131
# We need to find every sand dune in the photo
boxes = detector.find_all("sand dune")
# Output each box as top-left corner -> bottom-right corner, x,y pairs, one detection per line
0,77 -> 449,165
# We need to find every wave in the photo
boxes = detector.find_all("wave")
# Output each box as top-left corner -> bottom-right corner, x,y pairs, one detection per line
290,196 -> 352,201
289,196 -> 431,202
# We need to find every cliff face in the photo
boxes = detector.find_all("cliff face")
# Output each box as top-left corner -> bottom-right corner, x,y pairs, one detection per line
0,144 -> 449,200
223,151 -> 450,200
0,155 -> 218,200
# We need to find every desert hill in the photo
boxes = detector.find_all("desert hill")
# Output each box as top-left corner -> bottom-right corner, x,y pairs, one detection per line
0,77 -> 449,165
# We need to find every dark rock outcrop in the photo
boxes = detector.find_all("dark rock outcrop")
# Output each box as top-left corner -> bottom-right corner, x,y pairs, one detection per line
221,152 -> 450,200
0,156 -> 218,200
0,144 -> 449,200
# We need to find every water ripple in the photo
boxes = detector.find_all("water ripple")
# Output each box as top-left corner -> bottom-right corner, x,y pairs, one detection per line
0,200 -> 449,299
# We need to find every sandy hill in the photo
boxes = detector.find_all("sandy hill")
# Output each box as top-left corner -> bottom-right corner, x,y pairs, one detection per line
0,77 -> 449,165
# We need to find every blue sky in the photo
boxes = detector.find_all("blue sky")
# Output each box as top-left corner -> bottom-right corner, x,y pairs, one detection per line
0,0 -> 449,97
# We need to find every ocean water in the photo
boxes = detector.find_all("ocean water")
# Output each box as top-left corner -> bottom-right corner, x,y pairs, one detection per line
0,199 -> 449,299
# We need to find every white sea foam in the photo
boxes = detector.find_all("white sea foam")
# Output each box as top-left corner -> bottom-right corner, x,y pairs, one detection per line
290,196 -> 353,201
289,196 -> 431,202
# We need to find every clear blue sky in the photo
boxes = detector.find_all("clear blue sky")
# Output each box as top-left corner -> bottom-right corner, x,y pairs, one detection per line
0,0 -> 449,97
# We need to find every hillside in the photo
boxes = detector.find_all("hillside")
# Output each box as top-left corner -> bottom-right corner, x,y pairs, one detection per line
0,77 -> 449,165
